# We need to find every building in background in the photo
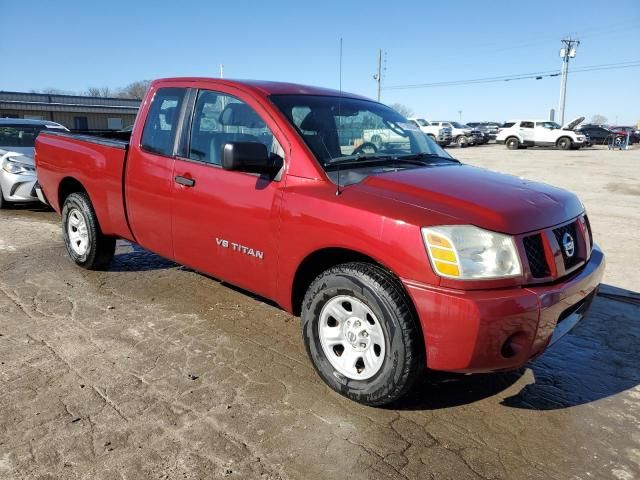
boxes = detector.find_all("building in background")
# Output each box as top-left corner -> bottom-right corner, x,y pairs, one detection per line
0,91 -> 140,131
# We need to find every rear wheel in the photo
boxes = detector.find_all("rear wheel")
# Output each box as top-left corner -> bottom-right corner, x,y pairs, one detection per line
62,192 -> 115,269
556,137 -> 572,150
506,137 -> 520,150
301,262 -> 424,406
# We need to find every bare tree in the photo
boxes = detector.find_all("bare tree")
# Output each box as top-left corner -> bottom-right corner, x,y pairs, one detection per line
116,80 -> 151,100
591,114 -> 608,125
390,103 -> 414,118
85,87 -> 112,97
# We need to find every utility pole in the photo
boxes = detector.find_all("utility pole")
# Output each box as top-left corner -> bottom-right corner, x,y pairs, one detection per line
558,38 -> 579,125
373,48 -> 382,101
458,110 -> 462,123
219,64 -> 224,79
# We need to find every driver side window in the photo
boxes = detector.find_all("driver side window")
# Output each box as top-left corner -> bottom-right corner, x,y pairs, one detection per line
189,90 -> 278,165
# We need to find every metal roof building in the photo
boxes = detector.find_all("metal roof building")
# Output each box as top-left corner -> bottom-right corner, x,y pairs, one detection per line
0,91 -> 140,131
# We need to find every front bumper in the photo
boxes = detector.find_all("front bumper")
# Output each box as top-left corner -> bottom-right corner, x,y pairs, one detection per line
404,244 -> 605,373
0,170 -> 38,203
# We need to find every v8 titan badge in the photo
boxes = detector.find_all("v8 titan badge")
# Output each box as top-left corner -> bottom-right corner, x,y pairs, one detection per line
216,238 -> 264,259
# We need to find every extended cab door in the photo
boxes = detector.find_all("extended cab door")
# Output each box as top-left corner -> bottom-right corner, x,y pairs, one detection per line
125,87 -> 188,259
170,88 -> 287,299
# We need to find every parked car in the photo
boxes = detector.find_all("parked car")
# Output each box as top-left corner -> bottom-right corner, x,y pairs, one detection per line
430,121 -> 475,146
576,125 -> 621,145
467,122 -> 501,140
609,126 -> 638,144
35,78 -> 604,406
407,118 -> 453,147
496,118 -> 586,150
0,118 -> 68,208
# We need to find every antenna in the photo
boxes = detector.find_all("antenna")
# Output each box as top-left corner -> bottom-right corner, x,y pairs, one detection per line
336,37 -> 343,196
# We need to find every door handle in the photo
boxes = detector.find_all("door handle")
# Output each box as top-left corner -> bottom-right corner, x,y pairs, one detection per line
175,175 -> 195,187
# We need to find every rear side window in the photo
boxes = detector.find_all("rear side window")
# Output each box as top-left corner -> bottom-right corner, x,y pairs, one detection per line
141,87 -> 186,157
520,121 -> 534,128
502,122 -> 515,128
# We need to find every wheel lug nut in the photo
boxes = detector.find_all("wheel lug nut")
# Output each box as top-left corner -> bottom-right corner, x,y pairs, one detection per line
354,320 -> 361,327
361,331 -> 368,337
359,343 -> 367,348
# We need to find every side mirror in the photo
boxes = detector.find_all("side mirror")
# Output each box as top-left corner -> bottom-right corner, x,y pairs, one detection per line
222,142 -> 281,175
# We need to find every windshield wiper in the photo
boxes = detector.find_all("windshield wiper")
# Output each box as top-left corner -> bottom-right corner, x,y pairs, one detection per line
395,152 -> 461,164
324,156 -> 435,169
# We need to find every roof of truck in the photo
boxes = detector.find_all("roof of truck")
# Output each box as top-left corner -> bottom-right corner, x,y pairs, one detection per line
153,77 -> 371,100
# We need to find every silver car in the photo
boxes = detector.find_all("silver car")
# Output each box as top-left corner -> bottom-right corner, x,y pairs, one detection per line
0,119 -> 68,208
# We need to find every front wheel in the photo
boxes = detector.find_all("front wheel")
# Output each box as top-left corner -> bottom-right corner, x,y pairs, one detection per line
62,192 -> 115,269
301,262 -> 424,406
556,137 -> 572,150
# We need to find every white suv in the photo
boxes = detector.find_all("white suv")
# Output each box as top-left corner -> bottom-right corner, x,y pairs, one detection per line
496,117 -> 586,150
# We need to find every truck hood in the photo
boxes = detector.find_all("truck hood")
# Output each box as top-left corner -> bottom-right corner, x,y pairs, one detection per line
0,148 -> 34,166
356,164 -> 583,235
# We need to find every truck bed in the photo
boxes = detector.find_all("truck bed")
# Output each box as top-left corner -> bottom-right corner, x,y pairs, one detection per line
35,131 -> 135,241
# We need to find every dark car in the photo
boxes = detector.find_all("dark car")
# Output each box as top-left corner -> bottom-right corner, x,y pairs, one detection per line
577,125 -> 632,145
467,122 -> 501,140
610,126 -> 639,143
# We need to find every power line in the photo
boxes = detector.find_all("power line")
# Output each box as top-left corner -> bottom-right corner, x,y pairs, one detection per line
382,60 -> 640,91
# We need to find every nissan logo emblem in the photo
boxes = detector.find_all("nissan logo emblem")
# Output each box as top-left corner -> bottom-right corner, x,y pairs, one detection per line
562,232 -> 575,258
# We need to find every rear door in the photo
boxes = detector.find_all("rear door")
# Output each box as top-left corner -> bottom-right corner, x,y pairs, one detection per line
125,87 -> 188,259
170,87 -> 287,299
519,121 -> 535,144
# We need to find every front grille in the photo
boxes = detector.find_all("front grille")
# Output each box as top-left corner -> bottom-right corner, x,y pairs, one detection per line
523,234 -> 550,278
553,222 -> 581,270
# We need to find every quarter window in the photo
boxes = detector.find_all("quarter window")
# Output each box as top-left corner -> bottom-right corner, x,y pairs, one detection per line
141,88 -> 186,157
189,90 -> 277,165
520,121 -> 534,128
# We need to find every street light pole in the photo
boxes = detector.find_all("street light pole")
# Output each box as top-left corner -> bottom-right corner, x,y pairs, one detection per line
558,38 -> 579,125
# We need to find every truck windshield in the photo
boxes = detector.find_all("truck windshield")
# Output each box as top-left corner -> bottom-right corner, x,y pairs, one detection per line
270,95 -> 452,169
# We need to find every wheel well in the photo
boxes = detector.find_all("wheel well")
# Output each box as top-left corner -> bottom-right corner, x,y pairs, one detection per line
556,136 -> 572,144
506,136 -> 519,143
292,248 -> 397,316
58,177 -> 87,208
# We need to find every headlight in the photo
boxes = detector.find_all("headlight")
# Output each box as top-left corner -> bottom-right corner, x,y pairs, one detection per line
422,225 -> 522,280
2,159 -> 35,175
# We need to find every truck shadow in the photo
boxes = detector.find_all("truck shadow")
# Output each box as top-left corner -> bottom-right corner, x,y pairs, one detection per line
396,284 -> 640,411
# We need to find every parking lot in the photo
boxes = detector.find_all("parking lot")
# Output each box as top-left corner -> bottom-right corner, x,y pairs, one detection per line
1,144 -> 638,479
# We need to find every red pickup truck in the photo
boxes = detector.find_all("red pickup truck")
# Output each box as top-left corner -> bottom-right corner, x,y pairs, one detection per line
35,78 -> 605,406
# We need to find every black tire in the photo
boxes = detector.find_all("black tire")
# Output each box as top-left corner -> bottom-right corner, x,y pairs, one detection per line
301,262 -> 424,406
62,192 -> 115,269
455,135 -> 467,147
505,137 -> 519,150
556,137 -> 572,150
0,187 -> 5,209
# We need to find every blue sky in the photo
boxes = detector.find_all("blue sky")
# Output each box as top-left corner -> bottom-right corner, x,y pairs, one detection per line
1,0 -> 638,124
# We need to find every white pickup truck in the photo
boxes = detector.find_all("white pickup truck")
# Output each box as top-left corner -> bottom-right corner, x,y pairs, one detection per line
407,118 -> 453,147
496,117 -> 586,150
